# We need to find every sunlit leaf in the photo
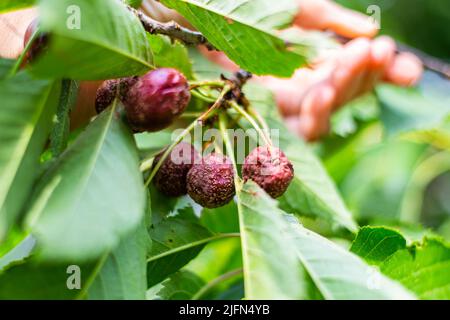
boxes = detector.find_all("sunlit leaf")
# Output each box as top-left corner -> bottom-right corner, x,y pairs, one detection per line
32,0 -> 152,79
25,102 -> 146,262
160,0 -> 307,77
0,72 -> 59,241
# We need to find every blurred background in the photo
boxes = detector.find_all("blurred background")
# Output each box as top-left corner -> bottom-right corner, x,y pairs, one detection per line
318,0 -> 450,240
337,0 -> 450,60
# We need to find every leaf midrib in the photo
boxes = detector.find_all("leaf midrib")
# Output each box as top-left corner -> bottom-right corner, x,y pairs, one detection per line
30,103 -> 116,233
57,34 -> 154,70
147,233 -> 238,263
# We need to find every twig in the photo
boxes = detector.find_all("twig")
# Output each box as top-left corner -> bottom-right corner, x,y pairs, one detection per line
198,85 -> 231,123
126,4 -> 216,50
229,101 -> 272,147
219,113 -> 242,189
335,34 -> 450,79
189,80 -> 225,90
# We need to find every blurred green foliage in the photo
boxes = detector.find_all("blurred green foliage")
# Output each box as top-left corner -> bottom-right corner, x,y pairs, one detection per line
337,0 -> 450,60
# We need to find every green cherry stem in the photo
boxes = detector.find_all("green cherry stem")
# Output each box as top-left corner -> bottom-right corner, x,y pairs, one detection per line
189,80 -> 225,90
140,157 -> 155,173
198,84 -> 231,122
229,101 -> 272,147
180,112 -> 203,119
143,85 -> 231,187
248,106 -> 271,139
190,89 -> 217,103
144,119 -> 198,188
218,113 -> 242,190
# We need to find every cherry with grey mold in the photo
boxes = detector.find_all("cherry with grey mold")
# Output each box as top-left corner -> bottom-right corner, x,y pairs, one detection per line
95,77 -> 137,114
187,153 -> 235,208
122,68 -> 191,132
153,142 -> 200,197
242,146 -> 294,198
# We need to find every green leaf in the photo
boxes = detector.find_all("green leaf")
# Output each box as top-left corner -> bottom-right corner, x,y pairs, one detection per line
0,59 -> 15,79
377,84 -> 450,137
32,0 -> 152,80
279,28 -> 340,62
24,102 -> 146,262
88,220 -> 150,300
160,0 -> 306,77
50,80 -> 79,157
0,260 -> 96,300
351,227 -> 450,299
147,270 -> 205,300
401,121 -> 450,152
237,181 -> 414,299
350,226 -> 407,264
147,217 -> 213,287
381,238 -> 450,300
340,141 -> 427,222
0,228 -> 28,257
0,0 -> 35,13
245,84 -> 358,232
331,93 -> 379,138
185,238 -> 242,283
0,235 -> 36,271
200,201 -> 240,234
135,130 -> 173,159
400,151 -> 450,223
0,72 -> 60,241
148,34 -> 193,79
189,48 -> 232,81
284,215 -> 416,300
236,181 -> 305,299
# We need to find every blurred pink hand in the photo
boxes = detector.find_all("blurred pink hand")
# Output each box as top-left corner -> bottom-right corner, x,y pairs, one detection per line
202,0 -> 423,141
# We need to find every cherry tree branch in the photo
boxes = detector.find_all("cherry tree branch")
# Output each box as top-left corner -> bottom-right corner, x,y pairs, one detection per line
126,4 -> 216,50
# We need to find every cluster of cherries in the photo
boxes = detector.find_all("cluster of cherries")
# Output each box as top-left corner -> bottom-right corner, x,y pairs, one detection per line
96,67 -> 293,208
24,19 -> 294,209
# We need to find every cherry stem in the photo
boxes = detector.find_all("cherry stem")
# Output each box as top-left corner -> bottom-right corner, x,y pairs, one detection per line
143,85 -> 232,187
218,113 -> 242,189
189,80 -> 225,90
229,101 -> 272,147
180,112 -> 203,119
248,106 -> 271,139
191,89 -> 217,103
143,119 -> 198,187
198,84 -> 231,122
